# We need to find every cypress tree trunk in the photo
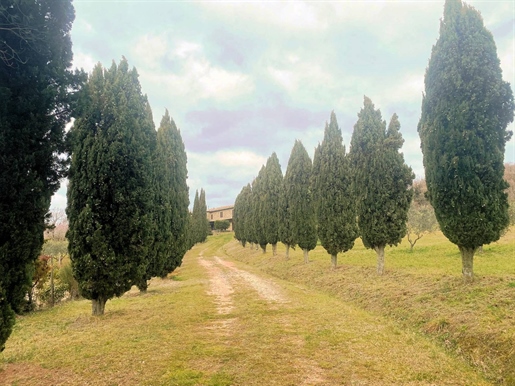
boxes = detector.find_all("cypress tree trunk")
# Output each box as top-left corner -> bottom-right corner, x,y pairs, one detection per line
138,279 -> 148,293
459,246 -> 475,282
331,254 -> 337,269
285,244 -> 290,260
92,297 -> 107,316
272,243 -> 277,256
303,249 -> 309,263
374,245 -> 386,275
261,244 -> 267,254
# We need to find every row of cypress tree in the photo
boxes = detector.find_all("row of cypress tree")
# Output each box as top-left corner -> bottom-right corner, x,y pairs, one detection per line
235,0 -> 514,283
234,98 -> 414,274
66,58 -> 190,315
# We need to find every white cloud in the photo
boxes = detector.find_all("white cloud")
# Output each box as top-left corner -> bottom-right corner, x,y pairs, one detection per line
174,41 -> 201,59
201,1 -> 327,31
133,34 -> 168,68
72,52 -> 96,73
140,57 -> 254,103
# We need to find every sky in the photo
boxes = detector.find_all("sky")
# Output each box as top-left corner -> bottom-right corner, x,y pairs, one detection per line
51,0 -> 515,210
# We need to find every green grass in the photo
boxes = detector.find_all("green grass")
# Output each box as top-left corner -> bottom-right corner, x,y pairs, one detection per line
1,231 -> 511,385
224,229 -> 515,385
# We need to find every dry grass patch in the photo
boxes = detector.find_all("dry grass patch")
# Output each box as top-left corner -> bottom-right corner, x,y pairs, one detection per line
224,229 -> 514,385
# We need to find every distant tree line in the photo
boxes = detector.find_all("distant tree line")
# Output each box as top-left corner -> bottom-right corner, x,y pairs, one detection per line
234,100 -> 414,274
233,0 -> 513,283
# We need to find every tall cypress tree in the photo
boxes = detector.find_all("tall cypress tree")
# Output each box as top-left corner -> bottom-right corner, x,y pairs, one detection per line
190,188 -> 209,244
350,97 -> 414,275
67,58 -> 155,315
140,110 -> 189,290
234,184 -> 252,247
160,111 -> 189,275
253,166 -> 268,252
263,153 -> 283,255
199,189 -> 209,242
190,190 -> 201,244
313,112 -> 358,268
243,183 -> 257,249
418,0 -> 514,281
0,0 -> 79,350
282,140 -> 317,263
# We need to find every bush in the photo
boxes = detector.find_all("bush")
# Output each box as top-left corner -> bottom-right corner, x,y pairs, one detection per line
214,220 -> 230,232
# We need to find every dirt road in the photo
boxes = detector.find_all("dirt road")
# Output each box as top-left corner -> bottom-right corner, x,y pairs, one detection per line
194,245 -> 490,385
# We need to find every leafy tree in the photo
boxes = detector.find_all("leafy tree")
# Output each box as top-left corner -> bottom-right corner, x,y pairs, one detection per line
350,97 -> 414,275
190,189 -> 209,244
282,140 -> 317,263
233,184 -> 252,247
252,166 -> 269,252
158,111 -> 189,274
312,112 -> 358,268
67,59 -> 155,315
238,183 -> 255,248
139,110 -> 189,290
263,153 -> 283,255
214,220 -> 231,232
407,180 -> 438,251
0,0 -> 80,350
418,0 -> 514,281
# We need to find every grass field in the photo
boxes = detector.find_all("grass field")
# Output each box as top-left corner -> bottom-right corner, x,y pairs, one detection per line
224,228 -> 515,385
0,229 -> 512,385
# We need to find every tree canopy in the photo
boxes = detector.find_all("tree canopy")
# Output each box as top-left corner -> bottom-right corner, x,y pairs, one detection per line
418,0 -> 514,280
350,97 -> 414,274
0,0 -> 78,351
282,140 -> 317,262
263,153 -> 283,255
313,112 -> 358,268
66,58 -> 155,315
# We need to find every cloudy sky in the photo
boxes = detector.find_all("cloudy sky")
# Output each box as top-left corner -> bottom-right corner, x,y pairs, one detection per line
51,0 -> 515,210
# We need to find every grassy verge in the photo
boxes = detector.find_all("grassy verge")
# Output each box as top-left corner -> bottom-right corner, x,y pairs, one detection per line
0,231 -> 497,385
223,229 -> 515,385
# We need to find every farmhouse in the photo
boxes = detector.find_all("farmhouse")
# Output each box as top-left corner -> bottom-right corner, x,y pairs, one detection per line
206,204 -> 234,231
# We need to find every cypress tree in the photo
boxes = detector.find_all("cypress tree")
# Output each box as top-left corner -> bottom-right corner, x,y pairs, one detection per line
190,190 -> 201,244
313,112 -> 358,268
0,0 -> 79,350
67,58 -> 155,315
160,111 -> 189,275
418,0 -> 514,281
190,188 -> 209,244
282,140 -> 317,263
253,166 -> 268,252
199,189 -> 209,242
140,110 -> 189,289
350,97 -> 414,275
234,184 -> 252,247
243,184 -> 257,249
263,153 -> 283,255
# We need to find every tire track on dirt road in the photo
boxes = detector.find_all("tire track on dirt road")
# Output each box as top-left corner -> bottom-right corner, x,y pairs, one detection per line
198,253 -> 327,385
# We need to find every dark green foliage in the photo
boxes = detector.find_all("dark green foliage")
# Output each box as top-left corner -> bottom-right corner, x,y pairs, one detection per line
66,58 -> 155,314
350,97 -> 414,273
281,140 -> 317,254
146,110 -> 189,282
263,153 -> 283,253
252,166 -> 269,251
0,0 -> 79,349
234,184 -> 253,247
190,189 -> 209,244
214,220 -> 230,232
233,185 -> 250,246
312,112 -> 358,264
418,0 -> 514,274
